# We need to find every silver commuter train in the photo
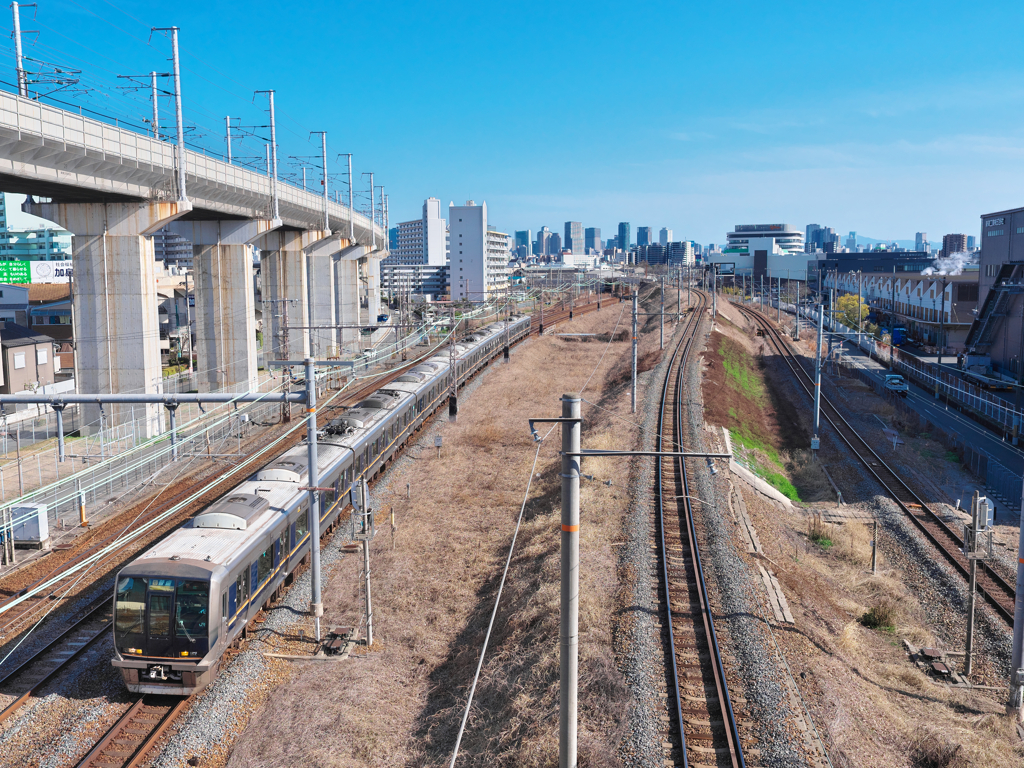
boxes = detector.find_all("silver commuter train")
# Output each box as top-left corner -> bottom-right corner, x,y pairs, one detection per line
112,314 -> 531,694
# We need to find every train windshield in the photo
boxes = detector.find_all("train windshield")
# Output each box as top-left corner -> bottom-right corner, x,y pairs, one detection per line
115,576 -> 210,657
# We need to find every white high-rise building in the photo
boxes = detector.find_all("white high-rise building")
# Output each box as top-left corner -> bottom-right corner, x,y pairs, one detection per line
423,197 -> 446,266
449,200 -> 510,300
660,227 -> 673,246
384,197 -> 447,266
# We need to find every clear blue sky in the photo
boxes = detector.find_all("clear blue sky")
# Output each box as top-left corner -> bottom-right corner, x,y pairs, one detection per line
9,0 -> 1024,245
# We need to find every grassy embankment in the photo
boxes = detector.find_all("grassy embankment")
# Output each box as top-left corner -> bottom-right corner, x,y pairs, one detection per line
715,334 -> 802,501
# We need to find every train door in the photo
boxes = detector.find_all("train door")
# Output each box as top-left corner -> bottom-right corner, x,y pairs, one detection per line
144,579 -> 174,657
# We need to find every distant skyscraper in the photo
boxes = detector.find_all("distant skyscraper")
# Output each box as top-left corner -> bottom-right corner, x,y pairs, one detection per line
388,226 -> 398,251
660,227 -> 673,246
515,230 -> 532,255
618,222 -> 630,251
585,227 -> 601,253
637,226 -> 653,246
967,235 -> 976,250
941,233 -> 968,258
549,232 -> 562,255
804,224 -> 839,253
536,226 -> 552,256
845,231 -> 857,252
564,221 -> 583,256
916,232 -> 928,251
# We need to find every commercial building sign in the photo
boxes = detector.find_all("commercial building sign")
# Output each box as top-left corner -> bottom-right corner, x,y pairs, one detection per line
0,260 -> 72,284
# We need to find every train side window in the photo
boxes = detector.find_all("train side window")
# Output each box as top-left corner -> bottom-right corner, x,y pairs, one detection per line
296,510 -> 309,541
289,521 -> 297,551
257,548 -> 272,585
277,529 -> 289,563
221,591 -> 227,618
356,455 -> 363,474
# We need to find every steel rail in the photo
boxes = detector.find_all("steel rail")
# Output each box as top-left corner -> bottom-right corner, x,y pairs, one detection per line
655,288 -> 745,768
0,318 -> 533,630
0,311 -> 540,751
0,617 -> 112,725
736,302 -> 1015,624
0,597 -> 110,686
73,694 -> 191,768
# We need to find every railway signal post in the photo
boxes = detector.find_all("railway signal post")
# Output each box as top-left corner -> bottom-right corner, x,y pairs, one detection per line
963,491 -> 993,676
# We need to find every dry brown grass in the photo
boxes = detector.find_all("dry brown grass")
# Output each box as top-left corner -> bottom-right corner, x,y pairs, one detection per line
226,303 -> 641,767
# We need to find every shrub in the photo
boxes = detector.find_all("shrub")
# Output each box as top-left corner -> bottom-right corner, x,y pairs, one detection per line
860,598 -> 900,632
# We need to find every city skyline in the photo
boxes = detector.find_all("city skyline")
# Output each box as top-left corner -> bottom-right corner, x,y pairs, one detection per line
14,1 -> 1016,246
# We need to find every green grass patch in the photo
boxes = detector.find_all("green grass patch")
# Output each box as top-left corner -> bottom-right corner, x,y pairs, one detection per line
732,424 -> 782,467
809,532 -> 833,549
718,337 -> 767,406
762,470 -> 801,501
944,451 -> 960,463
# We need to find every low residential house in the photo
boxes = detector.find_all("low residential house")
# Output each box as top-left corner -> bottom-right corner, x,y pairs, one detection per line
0,283 -> 29,326
26,283 -> 72,341
157,284 -> 192,365
0,322 -> 60,394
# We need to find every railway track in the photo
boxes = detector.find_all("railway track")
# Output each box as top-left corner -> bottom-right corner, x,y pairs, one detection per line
0,299 -> 604,764
656,289 -> 747,768
734,301 -> 1016,625
0,300 -> 589,638
73,694 -> 189,768
0,599 -> 113,725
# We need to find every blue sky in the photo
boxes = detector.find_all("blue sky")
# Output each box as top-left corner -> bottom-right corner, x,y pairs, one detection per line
8,0 -> 1024,245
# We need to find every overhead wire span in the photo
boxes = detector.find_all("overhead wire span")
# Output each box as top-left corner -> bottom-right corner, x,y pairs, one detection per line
448,443 -> 542,768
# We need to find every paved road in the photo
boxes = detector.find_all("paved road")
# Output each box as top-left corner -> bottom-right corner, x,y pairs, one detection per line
832,335 -> 1024,475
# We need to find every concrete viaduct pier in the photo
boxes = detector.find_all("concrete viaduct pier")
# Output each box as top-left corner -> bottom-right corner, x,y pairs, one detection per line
0,90 -> 385,437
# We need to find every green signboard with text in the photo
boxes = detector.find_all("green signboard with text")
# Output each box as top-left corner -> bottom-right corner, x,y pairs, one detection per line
0,261 -> 32,283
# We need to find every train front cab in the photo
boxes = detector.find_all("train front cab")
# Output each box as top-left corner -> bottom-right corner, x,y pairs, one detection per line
112,561 -> 220,695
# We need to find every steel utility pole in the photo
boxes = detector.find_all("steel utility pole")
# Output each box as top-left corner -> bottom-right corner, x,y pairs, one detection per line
631,290 -> 638,413
152,27 -> 187,202
448,308 -> 459,421
812,300 -> 824,455
1010,479 -> 1024,719
660,276 -> 665,350
12,2 -> 28,97
150,72 -> 159,139
559,393 -> 581,768
677,265 -> 681,320
304,357 -> 323,641
937,277 -> 947,401
255,90 -> 280,221
777,276 -> 781,322
225,116 -> 232,163
366,172 -> 376,249
310,131 -> 329,232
